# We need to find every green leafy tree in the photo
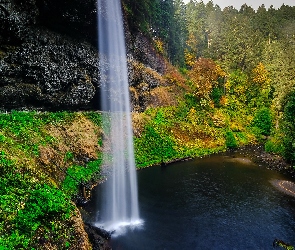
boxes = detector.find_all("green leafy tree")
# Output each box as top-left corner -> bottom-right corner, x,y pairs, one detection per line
226,70 -> 249,110
249,62 -> 272,108
262,40 -> 295,113
210,12 -> 263,71
171,0 -> 187,66
281,91 -> 295,164
252,107 -> 272,136
185,1 -> 207,60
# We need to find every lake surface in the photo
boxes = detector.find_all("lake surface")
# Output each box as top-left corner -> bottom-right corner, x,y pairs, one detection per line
89,150 -> 295,249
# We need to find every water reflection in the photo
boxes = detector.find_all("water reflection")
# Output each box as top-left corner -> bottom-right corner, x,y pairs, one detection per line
91,151 -> 295,249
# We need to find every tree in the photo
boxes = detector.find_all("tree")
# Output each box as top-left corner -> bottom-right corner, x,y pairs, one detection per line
262,41 -> 295,112
170,0 -> 187,66
188,58 -> 225,100
239,4 -> 255,16
207,11 -> 264,72
249,62 -> 272,108
252,107 -> 272,136
226,70 -> 249,110
281,91 -> 295,164
185,1 -> 207,59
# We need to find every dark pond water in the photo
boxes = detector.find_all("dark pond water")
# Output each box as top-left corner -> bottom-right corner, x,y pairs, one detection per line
89,150 -> 295,250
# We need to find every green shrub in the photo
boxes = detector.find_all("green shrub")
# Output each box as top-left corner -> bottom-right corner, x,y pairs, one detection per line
62,156 -> 102,196
134,125 -> 178,167
64,151 -> 74,162
235,132 -> 248,145
85,111 -> 102,127
40,111 -> 75,125
265,138 -> 284,154
15,184 -> 74,234
252,107 -> 272,136
184,93 -> 197,109
210,87 -> 223,107
0,150 -> 75,249
154,109 -> 166,125
225,131 -> 238,148
0,111 -> 102,249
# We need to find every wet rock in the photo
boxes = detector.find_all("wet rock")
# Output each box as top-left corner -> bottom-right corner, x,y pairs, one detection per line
230,145 -> 294,178
0,1 -> 98,110
128,60 -> 166,111
0,0 -> 167,111
84,223 -> 111,250
36,0 -> 98,44
0,27 -> 99,109
76,196 -> 90,208
69,208 -> 93,250
131,32 -> 166,74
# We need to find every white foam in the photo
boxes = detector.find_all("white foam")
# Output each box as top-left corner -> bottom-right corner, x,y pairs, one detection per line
95,219 -> 144,237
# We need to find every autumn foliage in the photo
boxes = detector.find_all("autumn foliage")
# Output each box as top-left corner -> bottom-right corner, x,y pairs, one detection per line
252,62 -> 269,85
188,58 -> 226,99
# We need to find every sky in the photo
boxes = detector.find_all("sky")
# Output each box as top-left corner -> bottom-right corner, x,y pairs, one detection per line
182,0 -> 295,10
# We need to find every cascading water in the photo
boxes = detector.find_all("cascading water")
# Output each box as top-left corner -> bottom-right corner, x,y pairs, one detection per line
96,0 -> 142,233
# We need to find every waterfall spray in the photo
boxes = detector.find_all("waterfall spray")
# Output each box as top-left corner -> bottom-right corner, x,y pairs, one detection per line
97,0 -> 142,234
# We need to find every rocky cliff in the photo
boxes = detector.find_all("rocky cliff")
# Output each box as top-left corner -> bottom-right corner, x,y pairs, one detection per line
0,0 -> 167,111
0,2 -> 168,248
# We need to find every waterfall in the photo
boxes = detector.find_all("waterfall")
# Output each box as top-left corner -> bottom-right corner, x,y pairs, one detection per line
96,0 -> 141,233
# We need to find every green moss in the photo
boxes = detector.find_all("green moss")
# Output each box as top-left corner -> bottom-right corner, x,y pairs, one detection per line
85,111 -> 102,127
62,155 -> 102,196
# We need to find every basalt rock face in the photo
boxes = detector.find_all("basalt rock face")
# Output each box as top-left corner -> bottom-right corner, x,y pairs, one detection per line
0,0 -> 99,110
0,0 -> 166,111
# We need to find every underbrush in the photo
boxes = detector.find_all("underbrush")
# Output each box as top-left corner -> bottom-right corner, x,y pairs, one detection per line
0,111 -> 102,249
133,102 -> 263,168
0,150 -> 75,249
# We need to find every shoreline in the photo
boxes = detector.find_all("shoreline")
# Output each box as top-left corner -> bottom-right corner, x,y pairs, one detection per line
271,179 -> 295,197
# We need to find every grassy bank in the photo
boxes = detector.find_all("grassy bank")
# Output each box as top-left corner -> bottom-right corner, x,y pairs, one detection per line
0,103 -> 275,248
0,111 -> 103,249
133,104 -> 262,168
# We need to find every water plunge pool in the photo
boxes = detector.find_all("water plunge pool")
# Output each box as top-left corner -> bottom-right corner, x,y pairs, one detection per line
88,150 -> 295,249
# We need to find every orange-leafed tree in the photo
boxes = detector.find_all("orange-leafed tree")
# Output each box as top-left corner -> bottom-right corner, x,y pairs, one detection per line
188,58 -> 226,99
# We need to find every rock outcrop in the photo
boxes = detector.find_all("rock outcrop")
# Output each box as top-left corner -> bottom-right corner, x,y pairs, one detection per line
0,0 -> 99,110
0,0 -> 167,111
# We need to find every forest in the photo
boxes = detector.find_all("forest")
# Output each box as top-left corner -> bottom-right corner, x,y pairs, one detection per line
1,0 -> 295,249
123,0 -> 295,166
